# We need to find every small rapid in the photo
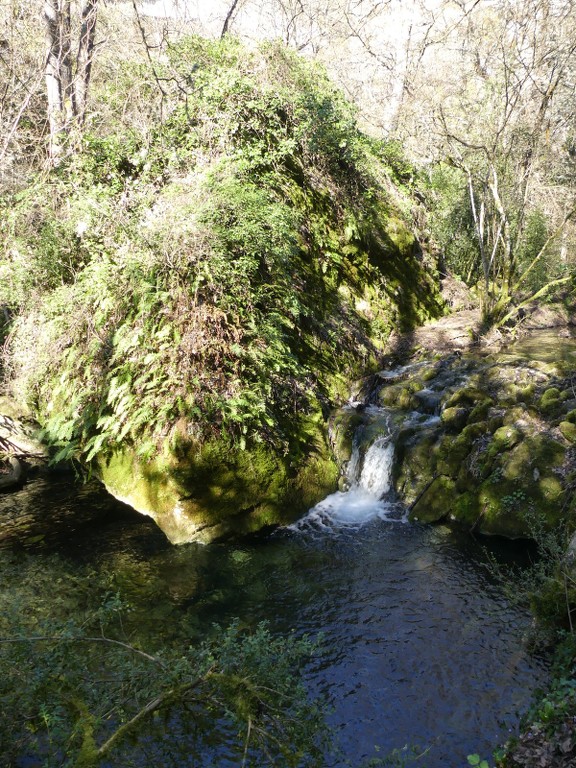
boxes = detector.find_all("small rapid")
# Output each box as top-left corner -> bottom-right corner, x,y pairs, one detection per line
291,412 -> 405,532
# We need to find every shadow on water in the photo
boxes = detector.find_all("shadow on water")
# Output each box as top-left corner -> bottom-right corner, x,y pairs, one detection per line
7,323 -> 572,767
0,473 -> 550,768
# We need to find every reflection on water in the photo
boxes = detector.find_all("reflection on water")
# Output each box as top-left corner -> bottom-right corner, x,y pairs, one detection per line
0,477 -> 548,767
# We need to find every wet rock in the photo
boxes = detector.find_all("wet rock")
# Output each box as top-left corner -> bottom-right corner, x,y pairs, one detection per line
440,406 -> 469,432
378,381 -> 419,409
328,407 -> 365,468
410,475 -> 455,523
413,388 -> 442,414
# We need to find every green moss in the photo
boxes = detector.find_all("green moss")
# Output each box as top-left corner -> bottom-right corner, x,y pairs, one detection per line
539,387 -> 563,414
503,434 -> 565,482
409,475 -> 455,523
492,425 -> 522,450
516,383 -> 535,403
468,398 -> 493,423
470,435 -> 567,537
444,387 -> 488,408
378,383 -> 416,409
436,422 -> 488,476
450,491 -> 482,527
328,408 -> 364,468
559,421 -> 576,443
394,429 -> 442,505
440,406 -> 469,432
386,215 -> 416,255
98,423 -> 338,544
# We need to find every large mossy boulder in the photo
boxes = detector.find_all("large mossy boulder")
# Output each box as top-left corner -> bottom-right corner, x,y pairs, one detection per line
98,426 -> 338,544
1,37 -> 443,542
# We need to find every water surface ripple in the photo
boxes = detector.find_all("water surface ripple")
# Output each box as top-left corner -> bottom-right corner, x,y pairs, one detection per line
1,478 -> 548,767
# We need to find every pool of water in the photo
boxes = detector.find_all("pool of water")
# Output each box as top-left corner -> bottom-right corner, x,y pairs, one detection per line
0,475 -> 548,767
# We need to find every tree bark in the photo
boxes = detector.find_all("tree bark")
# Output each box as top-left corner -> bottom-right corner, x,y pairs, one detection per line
221,0 -> 242,38
43,0 -> 99,164
44,0 -> 66,163
74,0 -> 98,125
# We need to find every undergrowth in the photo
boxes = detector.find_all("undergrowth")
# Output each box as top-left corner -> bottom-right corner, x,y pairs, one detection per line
0,36 -> 442,467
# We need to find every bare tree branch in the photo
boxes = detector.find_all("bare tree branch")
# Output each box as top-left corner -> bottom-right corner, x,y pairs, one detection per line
221,0 -> 243,39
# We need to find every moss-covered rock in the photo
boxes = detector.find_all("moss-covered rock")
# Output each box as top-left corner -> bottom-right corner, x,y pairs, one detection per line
382,342 -> 575,539
440,406 -> 469,432
444,387 -> 488,409
449,491 -> 482,528
1,37 -> 444,542
394,427 -> 442,505
435,422 -> 489,477
328,408 -> 364,469
409,475 -> 455,523
98,424 -> 338,544
539,387 -> 564,415
472,434 -> 567,537
559,421 -> 576,443
492,425 -> 522,450
378,380 -> 422,409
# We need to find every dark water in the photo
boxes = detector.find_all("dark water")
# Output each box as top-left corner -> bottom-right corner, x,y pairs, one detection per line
0,476 -> 548,767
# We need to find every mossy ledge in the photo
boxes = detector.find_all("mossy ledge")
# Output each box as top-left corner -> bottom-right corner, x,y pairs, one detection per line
1,37 -> 442,542
375,343 -> 576,539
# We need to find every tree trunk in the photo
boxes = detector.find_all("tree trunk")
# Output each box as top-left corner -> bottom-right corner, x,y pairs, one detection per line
44,0 -> 66,163
43,0 -> 99,164
221,0 -> 242,38
74,0 -> 98,125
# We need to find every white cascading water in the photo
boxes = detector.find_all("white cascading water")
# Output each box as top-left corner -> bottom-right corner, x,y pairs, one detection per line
291,433 -> 404,532
357,437 -> 395,498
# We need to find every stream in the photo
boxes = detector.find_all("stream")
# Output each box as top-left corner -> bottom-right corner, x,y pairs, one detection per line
1,406 -> 549,767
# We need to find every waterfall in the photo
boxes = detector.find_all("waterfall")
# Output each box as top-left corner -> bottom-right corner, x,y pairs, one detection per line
357,437 -> 395,498
291,426 -> 404,533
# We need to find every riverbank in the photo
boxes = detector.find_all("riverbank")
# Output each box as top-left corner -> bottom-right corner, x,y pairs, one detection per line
384,280 -> 576,363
